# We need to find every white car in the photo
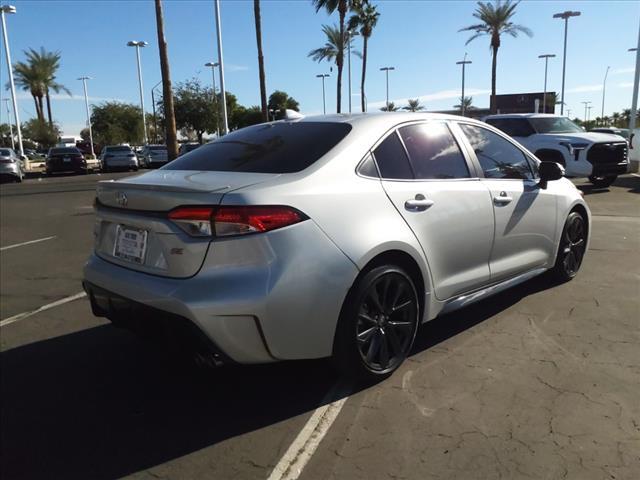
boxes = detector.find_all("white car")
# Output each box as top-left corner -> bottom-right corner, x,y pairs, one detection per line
485,114 -> 629,188
83,113 -> 590,380
100,145 -> 139,172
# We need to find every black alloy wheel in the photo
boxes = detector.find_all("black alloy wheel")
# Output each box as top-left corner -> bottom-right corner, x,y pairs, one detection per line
334,265 -> 419,380
551,212 -> 587,281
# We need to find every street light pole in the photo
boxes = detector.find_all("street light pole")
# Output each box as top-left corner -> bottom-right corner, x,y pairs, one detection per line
213,0 -> 229,135
587,105 -> 593,126
151,80 -> 162,143
127,40 -> 149,145
1,4 -> 23,156
581,101 -> 591,126
456,54 -> 472,116
553,10 -> 581,116
77,76 -> 95,157
3,98 -> 14,150
205,62 -> 220,136
600,66 -> 610,126
538,54 -> 556,113
380,66 -> 395,110
316,74 -> 330,115
628,36 -> 640,149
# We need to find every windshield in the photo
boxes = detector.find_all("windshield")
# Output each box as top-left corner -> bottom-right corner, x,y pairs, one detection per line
107,146 -> 133,152
529,117 -> 583,134
50,148 -> 81,155
0,149 -> 12,156
163,122 -> 352,173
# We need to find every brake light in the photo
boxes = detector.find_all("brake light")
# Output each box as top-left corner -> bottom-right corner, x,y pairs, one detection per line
168,205 -> 306,238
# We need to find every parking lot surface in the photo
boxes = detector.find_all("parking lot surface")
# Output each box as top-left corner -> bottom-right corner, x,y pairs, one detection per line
1,173 -> 639,479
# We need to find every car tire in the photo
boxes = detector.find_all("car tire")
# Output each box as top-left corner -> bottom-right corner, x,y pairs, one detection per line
332,265 -> 420,382
549,211 -> 587,283
588,175 -> 616,189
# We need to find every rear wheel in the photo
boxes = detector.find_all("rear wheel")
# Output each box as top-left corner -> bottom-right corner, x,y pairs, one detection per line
550,211 -> 587,282
588,174 -> 616,188
333,265 -> 419,381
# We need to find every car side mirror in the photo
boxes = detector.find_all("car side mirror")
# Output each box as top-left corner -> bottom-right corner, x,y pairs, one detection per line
538,161 -> 564,189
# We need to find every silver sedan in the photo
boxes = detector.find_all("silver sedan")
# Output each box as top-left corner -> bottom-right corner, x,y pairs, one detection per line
83,113 -> 590,380
0,148 -> 24,182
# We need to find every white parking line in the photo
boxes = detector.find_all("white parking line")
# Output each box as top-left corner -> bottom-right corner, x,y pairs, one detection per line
267,382 -> 349,480
0,236 -> 56,252
0,292 -> 87,327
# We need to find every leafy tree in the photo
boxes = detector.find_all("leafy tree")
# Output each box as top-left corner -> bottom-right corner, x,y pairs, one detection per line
233,105 -> 264,129
403,99 -> 425,112
91,101 -> 144,145
22,119 -> 60,148
0,123 -> 14,148
380,102 -> 398,112
348,1 -> 379,113
459,0 -> 532,113
170,79 -> 217,144
268,90 -> 300,118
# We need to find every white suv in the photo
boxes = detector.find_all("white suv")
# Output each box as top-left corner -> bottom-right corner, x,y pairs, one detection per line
485,114 -> 629,188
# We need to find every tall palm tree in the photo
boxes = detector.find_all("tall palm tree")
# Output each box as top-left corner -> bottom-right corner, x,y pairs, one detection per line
379,102 -> 398,112
22,48 -> 71,125
459,0 -> 532,114
402,99 -> 424,112
611,111 -> 621,127
348,1 -> 379,113
454,96 -> 475,111
254,0 -> 268,122
309,24 -> 350,111
154,0 -> 178,158
312,0 -> 358,113
12,61 -> 45,122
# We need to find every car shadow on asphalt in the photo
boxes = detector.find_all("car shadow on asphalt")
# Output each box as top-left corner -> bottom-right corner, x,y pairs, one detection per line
1,274 -> 559,480
577,174 -> 640,195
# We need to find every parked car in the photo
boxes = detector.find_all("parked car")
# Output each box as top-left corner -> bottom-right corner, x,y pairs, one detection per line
83,113 -> 590,380
178,143 -> 201,156
100,145 -> 139,172
139,145 -> 168,168
0,148 -> 24,182
484,114 -> 628,188
46,147 -> 88,176
589,127 -> 630,141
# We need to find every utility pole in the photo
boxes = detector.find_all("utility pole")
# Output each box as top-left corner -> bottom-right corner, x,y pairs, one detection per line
1,5 -> 23,156
380,66 -> 395,110
127,40 -> 148,145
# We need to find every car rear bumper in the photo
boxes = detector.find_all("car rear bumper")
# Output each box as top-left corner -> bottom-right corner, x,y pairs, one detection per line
83,220 -> 360,364
0,164 -> 21,176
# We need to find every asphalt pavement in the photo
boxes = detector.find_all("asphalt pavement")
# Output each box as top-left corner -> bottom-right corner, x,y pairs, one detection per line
1,172 -> 639,480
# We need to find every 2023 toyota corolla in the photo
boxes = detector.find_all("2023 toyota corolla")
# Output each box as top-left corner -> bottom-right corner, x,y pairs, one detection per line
83,113 -> 590,380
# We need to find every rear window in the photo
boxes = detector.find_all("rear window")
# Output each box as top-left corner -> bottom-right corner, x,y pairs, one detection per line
0,149 -> 11,156
163,122 -> 352,173
107,146 -> 133,152
50,147 -> 81,155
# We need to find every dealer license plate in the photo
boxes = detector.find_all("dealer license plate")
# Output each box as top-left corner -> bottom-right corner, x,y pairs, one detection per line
113,225 -> 148,264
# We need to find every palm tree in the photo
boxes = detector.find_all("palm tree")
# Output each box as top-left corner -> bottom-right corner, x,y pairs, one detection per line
309,24 -> 351,112
22,48 -> 71,125
348,1 -> 379,113
12,61 -> 46,122
403,99 -> 424,112
254,0 -> 268,122
454,96 -> 475,111
312,0 -> 359,113
380,102 -> 398,112
154,0 -> 178,158
459,0 -> 532,114
611,111 -> 621,128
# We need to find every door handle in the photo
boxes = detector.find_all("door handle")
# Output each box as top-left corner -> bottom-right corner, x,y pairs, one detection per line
404,194 -> 434,212
493,191 -> 513,205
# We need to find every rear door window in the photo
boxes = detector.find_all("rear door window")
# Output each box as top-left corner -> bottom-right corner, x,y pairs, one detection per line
372,132 -> 414,179
163,122 -> 352,173
398,123 -> 470,179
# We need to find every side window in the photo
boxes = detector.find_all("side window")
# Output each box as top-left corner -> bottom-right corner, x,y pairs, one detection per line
372,132 -> 414,179
398,123 -> 470,179
357,153 -> 379,178
459,124 -> 534,180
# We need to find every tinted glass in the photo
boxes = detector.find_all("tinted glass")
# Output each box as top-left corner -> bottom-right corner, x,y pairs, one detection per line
164,122 -> 351,173
50,147 -> 81,155
459,124 -> 534,180
529,117 -> 583,133
399,123 -> 470,179
107,146 -> 133,152
0,149 -> 11,156
372,132 -> 413,179
357,153 -> 379,177
485,118 -> 535,137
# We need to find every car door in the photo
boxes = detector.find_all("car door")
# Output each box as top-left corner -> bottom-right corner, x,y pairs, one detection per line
373,121 -> 494,301
457,122 -> 557,282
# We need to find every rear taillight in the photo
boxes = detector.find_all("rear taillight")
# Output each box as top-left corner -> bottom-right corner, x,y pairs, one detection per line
168,205 -> 306,238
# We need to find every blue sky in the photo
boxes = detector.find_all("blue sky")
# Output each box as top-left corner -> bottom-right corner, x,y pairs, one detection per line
0,0 -> 638,136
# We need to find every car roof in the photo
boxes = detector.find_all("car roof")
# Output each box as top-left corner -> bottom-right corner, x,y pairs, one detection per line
484,113 -> 564,119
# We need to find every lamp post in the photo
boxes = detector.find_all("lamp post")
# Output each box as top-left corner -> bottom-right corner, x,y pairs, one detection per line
538,54 -> 556,113
581,101 -> 591,126
77,76 -> 95,157
3,98 -> 14,150
151,80 -> 162,144
628,37 -> 640,145
380,66 -> 395,111
213,0 -> 228,135
316,74 -> 330,115
553,10 -> 581,115
587,105 -> 593,126
599,66 -> 610,126
127,40 -> 149,145
456,54 -> 472,116
205,62 -> 220,136
1,4 -> 23,156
